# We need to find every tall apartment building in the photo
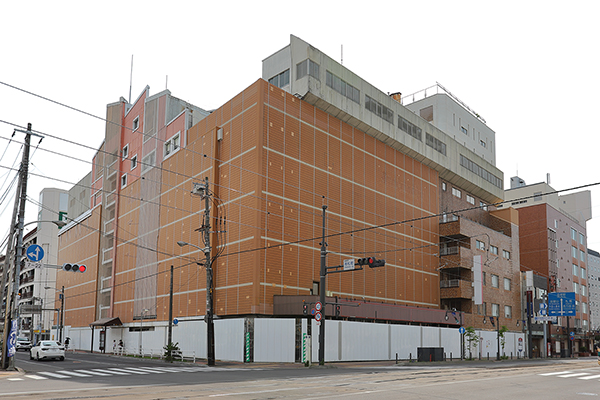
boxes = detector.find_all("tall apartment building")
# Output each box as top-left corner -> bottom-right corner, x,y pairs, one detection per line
503,178 -> 592,355
54,35 -> 525,360
588,249 -> 600,331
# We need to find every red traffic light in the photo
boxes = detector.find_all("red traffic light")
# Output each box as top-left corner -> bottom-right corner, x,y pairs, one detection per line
63,263 -> 87,273
357,257 -> 385,268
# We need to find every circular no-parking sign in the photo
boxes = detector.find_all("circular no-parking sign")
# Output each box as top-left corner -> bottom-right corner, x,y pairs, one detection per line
314,312 -> 322,322
315,302 -> 322,312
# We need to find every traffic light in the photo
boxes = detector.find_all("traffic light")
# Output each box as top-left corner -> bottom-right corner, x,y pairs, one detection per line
63,263 -> 87,273
335,305 -> 340,316
302,303 -> 308,315
357,257 -> 385,268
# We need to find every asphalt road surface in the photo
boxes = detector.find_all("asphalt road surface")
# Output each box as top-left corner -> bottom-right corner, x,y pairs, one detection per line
1,351 -> 600,399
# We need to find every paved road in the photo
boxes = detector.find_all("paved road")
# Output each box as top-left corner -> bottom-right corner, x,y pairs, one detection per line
1,352 -> 599,399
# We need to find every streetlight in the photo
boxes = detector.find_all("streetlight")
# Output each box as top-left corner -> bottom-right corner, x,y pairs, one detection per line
177,240 -> 215,366
44,286 -> 64,343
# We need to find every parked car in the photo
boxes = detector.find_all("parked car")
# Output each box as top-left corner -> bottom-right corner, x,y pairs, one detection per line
30,340 -> 65,361
16,337 -> 32,351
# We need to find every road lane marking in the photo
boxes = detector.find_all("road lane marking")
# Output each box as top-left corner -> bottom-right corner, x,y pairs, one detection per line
37,371 -> 70,379
25,375 -> 47,380
75,369 -> 110,376
539,371 -> 572,376
56,370 -> 94,377
559,373 -> 590,378
92,369 -> 129,375
108,368 -> 148,375
122,367 -> 166,374
578,374 -> 600,380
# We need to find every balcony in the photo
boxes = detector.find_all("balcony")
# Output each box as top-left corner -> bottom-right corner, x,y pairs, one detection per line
440,279 -> 474,300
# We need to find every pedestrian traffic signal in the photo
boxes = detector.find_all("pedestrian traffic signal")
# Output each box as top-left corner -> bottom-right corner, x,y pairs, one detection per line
357,257 -> 385,268
335,305 -> 340,316
63,263 -> 87,273
302,303 -> 308,315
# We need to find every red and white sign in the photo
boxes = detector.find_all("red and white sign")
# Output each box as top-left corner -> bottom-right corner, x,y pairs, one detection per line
314,312 -> 322,322
315,302 -> 322,312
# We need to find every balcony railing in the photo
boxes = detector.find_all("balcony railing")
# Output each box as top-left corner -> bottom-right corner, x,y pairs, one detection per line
440,246 -> 459,256
440,279 -> 460,288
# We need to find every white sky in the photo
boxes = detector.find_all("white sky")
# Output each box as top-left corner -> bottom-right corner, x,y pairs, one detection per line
1,1 -> 599,256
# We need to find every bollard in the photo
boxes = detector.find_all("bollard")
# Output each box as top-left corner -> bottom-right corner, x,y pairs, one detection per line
450,352 -> 452,361
487,352 -> 489,360
410,353 -> 412,361
396,353 -> 398,364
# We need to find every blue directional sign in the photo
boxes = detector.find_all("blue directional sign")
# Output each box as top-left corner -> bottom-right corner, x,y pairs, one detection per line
459,327 -> 466,334
26,244 -> 45,262
173,318 -> 179,325
6,320 -> 17,358
548,292 -> 576,316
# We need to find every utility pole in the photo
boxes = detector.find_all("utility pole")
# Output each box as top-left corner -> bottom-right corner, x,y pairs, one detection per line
1,123 -> 39,370
59,286 -> 64,343
202,178 -> 215,366
167,265 -> 173,362
318,205 -> 327,365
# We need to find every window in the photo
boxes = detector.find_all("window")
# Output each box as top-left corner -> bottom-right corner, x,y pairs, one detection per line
573,264 -> 579,276
492,303 -> 499,317
476,240 -> 485,250
574,282 -> 579,295
490,245 -> 498,255
326,71 -> 360,103
482,271 -> 486,286
503,250 -> 511,259
504,305 -> 512,318
580,250 -> 585,262
365,95 -> 394,124
581,268 -> 586,279
122,144 -> 129,160
121,174 -> 127,188
572,246 -> 578,258
583,302 -> 587,314
441,182 -> 447,191
141,150 -> 155,174
466,194 -> 475,205
296,59 -> 319,80
480,201 -> 488,211
398,115 -> 422,139
460,126 -> 468,135
460,155 -> 503,189
504,277 -> 511,291
491,274 -> 499,288
571,228 -> 577,241
133,116 -> 139,131
582,285 -> 586,296
580,233 -> 585,245
268,69 -> 290,88
131,155 -> 137,170
425,133 -> 446,155
164,132 -> 181,159
452,187 -> 461,198
480,139 -> 486,148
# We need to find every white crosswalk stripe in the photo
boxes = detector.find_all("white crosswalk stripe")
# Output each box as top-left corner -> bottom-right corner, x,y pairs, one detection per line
26,375 -> 47,380
37,371 -> 70,379
558,373 -> 590,378
75,369 -> 111,376
12,365 -> 216,382
539,371 -> 572,376
92,368 -> 129,375
108,368 -> 149,374
578,374 -> 600,380
56,370 -> 94,377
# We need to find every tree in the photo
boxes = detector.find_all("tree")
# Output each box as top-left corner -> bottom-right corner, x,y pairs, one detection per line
465,327 -> 480,360
499,325 -> 509,358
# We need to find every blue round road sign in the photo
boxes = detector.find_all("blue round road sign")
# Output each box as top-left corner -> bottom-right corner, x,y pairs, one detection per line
459,327 -> 466,334
173,318 -> 179,325
26,244 -> 44,262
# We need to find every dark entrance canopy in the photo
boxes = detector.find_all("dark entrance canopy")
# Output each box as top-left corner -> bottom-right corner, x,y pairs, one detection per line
89,317 -> 123,327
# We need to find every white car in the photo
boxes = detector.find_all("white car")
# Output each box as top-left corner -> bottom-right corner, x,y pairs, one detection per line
16,337 -> 32,351
30,340 -> 65,361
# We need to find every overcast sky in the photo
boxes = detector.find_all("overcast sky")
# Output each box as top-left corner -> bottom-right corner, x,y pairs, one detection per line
1,1 -> 599,258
